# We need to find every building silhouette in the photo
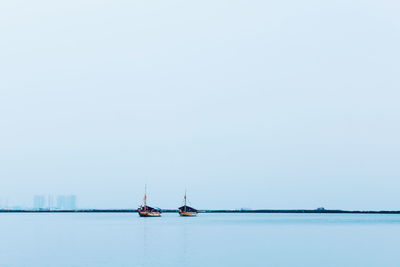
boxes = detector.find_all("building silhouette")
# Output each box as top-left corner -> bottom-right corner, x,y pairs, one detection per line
56,195 -> 77,210
33,195 -> 46,210
33,195 -> 77,210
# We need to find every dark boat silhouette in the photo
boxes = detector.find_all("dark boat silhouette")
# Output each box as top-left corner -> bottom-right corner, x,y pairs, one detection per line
178,191 -> 198,217
137,185 -> 161,217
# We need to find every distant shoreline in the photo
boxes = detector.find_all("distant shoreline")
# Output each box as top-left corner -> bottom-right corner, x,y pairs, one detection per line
1,209 -> 400,214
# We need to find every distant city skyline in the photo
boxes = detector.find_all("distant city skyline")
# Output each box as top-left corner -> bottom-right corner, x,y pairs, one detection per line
32,195 -> 77,210
0,195 -> 77,210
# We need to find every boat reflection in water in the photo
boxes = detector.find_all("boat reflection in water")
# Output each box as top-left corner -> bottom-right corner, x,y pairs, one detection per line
178,191 -> 198,217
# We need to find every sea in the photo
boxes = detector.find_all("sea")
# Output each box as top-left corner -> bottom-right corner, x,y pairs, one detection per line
0,213 -> 399,267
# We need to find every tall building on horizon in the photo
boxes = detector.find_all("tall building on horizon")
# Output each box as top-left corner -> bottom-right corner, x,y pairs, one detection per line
48,195 -> 54,209
67,195 -> 77,210
33,195 -> 46,210
56,195 -> 77,210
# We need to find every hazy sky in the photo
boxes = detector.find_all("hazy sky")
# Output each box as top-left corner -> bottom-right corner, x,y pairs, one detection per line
0,0 -> 399,210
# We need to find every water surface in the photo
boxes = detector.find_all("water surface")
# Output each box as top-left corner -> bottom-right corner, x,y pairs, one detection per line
0,213 -> 399,267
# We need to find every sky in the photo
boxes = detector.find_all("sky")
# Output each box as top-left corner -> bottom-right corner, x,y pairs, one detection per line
0,0 -> 399,210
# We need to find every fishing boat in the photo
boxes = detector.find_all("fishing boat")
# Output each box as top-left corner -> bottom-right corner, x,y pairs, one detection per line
137,186 -> 161,217
178,191 -> 198,217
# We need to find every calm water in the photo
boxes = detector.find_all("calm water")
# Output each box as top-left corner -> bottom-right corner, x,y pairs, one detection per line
0,213 -> 399,267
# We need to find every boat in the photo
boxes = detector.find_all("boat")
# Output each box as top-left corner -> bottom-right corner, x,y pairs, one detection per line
137,185 -> 161,217
178,191 -> 198,216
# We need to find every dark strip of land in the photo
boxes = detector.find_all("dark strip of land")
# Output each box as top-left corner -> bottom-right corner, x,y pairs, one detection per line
0,209 -> 400,214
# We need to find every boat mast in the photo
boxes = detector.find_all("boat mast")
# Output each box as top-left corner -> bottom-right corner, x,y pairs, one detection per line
185,190 -> 187,206
144,184 -> 147,209
184,189 -> 187,212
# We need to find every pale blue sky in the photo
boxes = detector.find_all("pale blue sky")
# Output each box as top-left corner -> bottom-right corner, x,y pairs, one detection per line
0,0 -> 399,209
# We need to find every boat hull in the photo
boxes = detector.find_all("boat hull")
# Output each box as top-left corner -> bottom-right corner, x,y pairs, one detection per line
138,211 -> 162,217
179,211 -> 198,217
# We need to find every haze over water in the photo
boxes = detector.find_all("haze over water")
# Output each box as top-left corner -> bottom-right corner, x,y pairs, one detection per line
1,0 -> 400,210
1,213 -> 399,267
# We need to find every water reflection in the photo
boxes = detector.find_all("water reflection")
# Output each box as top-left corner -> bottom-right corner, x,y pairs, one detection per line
1,213 -> 400,267
180,217 -> 188,266
141,218 -> 148,267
